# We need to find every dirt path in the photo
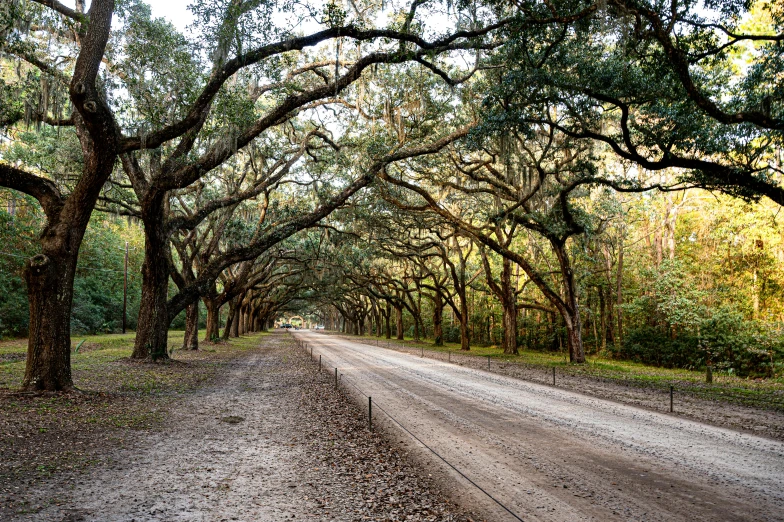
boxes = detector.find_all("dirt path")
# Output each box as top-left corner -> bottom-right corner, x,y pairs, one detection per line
15,333 -> 470,522
297,331 -> 784,522
355,336 -> 784,441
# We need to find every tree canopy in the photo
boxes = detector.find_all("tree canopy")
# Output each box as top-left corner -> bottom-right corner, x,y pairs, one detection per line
0,0 -> 782,389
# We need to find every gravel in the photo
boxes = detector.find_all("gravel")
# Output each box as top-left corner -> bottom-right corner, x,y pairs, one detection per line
300,330 -> 784,522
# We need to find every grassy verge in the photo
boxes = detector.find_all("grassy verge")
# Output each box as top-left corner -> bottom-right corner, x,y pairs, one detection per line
330,331 -> 784,410
0,330 -> 267,516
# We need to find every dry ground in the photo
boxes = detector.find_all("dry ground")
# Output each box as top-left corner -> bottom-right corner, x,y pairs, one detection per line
1,332 -> 474,521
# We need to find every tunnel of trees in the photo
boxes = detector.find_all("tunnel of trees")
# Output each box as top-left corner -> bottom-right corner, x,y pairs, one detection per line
0,0 -> 782,390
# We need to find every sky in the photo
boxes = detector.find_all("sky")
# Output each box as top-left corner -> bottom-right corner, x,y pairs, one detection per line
65,0 -> 194,31
148,0 -> 193,32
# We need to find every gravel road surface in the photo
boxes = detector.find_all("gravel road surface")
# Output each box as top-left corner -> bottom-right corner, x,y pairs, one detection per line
296,331 -> 784,522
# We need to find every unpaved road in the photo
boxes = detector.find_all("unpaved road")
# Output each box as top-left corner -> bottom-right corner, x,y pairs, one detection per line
15,333 -> 469,522
297,331 -> 784,522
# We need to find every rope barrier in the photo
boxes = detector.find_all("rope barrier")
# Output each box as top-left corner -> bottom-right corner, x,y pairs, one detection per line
349,336 -> 784,410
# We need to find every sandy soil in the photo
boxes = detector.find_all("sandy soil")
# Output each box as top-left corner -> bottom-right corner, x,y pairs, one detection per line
11,333 -> 472,522
298,331 -> 784,522
349,336 -> 784,442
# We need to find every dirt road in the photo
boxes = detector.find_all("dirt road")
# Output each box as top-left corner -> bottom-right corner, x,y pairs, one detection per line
296,331 -> 784,522
18,333 -> 470,522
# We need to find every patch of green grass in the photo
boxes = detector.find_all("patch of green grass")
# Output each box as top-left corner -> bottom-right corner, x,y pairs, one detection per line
0,329 -> 268,391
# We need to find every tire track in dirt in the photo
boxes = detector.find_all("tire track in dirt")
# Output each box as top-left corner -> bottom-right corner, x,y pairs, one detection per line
299,331 -> 784,522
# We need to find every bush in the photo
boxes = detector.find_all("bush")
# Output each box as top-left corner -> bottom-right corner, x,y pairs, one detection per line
443,325 -> 460,343
620,310 -> 784,377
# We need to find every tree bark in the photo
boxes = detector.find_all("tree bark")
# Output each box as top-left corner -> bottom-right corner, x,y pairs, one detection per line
23,251 -> 78,391
395,306 -> 404,340
230,296 -> 241,337
239,304 -> 247,335
433,291 -> 444,346
384,302 -> 392,339
457,288 -> 470,351
133,199 -> 171,360
553,241 -> 585,363
223,298 -> 236,340
616,233 -> 624,347
182,303 -> 199,350
496,256 -> 518,355
203,297 -> 220,342
17,0 -> 119,390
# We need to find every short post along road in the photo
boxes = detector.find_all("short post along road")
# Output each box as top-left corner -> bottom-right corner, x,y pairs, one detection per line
295,331 -> 784,521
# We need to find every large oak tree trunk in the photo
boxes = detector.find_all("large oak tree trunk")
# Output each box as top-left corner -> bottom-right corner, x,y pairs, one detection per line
203,297 -> 221,342
459,313 -> 470,351
500,259 -> 518,355
222,299 -> 235,340
395,306 -> 404,340
182,303 -> 199,350
502,303 -> 517,355
237,304 -> 244,335
553,241 -> 585,363
384,302 -> 391,339
133,198 -> 170,360
458,289 -> 470,351
20,0 -> 120,390
433,292 -> 443,346
23,249 -> 79,391
230,300 -> 241,337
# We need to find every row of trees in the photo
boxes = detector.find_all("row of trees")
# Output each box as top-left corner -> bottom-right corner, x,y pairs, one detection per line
0,0 -> 501,389
0,0 -> 781,389
304,184 -> 784,377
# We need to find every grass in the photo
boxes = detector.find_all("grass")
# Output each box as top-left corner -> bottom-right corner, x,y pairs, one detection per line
0,329 -> 266,391
334,331 -> 784,409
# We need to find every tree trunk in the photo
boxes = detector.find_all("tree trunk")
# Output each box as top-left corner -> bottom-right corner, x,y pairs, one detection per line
500,258 -> 518,355
599,286 -> 607,353
553,240 -> 585,363
239,305 -> 247,335
384,302 -> 392,339
564,312 -> 585,363
203,297 -> 220,342
19,0 -> 120,390
23,249 -> 79,391
501,303 -> 517,355
133,205 -> 171,360
395,306 -> 404,339
182,303 -> 199,350
223,298 -> 236,340
230,298 -> 241,337
616,234 -> 624,347
458,312 -> 470,351
433,292 -> 444,346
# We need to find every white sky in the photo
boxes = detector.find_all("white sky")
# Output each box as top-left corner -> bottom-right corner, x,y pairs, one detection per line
148,0 -> 193,32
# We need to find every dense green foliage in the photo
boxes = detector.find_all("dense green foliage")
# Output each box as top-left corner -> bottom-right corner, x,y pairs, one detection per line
0,196 -> 145,337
